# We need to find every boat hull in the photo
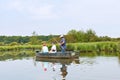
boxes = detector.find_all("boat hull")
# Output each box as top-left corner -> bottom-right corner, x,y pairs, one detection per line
35,51 -> 79,59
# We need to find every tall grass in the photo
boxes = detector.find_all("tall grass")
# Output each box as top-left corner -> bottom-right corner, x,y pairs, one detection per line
0,41 -> 120,53
0,45 -> 42,51
67,41 -> 120,53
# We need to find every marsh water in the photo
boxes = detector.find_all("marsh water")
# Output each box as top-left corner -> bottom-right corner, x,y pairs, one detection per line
0,51 -> 120,80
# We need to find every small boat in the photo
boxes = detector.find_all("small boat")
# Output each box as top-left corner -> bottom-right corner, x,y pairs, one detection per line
35,51 -> 79,59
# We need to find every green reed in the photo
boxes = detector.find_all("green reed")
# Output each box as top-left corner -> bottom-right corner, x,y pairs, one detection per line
67,41 -> 120,53
0,41 -> 120,53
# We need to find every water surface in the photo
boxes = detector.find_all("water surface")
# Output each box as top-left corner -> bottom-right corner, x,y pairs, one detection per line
0,53 -> 120,80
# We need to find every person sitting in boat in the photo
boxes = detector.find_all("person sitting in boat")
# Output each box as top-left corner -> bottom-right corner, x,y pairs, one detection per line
49,42 -> 57,53
59,35 -> 66,53
41,41 -> 49,53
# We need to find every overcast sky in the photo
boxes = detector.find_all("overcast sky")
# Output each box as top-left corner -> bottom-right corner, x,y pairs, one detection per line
0,0 -> 120,37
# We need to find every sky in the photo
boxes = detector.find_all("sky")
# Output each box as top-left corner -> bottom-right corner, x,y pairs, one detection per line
0,0 -> 120,38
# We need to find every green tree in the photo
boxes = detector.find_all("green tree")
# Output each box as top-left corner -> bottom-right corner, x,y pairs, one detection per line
67,29 -> 78,43
85,29 -> 98,42
30,31 -> 40,45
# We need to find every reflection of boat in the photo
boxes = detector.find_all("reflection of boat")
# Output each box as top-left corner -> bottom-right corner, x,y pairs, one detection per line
35,57 -> 80,65
36,51 -> 79,59
35,53 -> 80,80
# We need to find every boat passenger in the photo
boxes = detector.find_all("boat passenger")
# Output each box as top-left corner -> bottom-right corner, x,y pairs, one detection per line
59,35 -> 66,53
49,42 -> 57,53
41,42 -> 49,54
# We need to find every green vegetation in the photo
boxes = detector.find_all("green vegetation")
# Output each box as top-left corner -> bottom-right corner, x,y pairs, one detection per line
0,45 -> 41,51
0,29 -> 120,53
67,41 -> 120,53
0,41 -> 120,53
0,29 -> 120,46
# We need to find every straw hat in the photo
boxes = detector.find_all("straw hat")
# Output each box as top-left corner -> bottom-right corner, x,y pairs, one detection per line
60,35 -> 64,38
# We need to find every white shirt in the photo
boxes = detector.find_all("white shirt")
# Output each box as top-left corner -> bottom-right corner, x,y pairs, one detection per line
50,45 -> 57,53
42,46 -> 49,53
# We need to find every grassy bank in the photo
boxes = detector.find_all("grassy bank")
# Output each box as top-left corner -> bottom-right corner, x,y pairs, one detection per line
0,45 -> 42,51
0,41 -> 120,53
66,41 -> 120,53
0,41 -> 120,61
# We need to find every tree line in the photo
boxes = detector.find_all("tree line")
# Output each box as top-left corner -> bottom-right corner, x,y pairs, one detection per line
51,29 -> 119,43
0,29 -> 119,46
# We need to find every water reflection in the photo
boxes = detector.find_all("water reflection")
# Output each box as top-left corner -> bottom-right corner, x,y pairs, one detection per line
1,51 -> 120,80
35,58 -> 80,80
60,64 -> 68,80
41,62 -> 49,71
52,62 -> 56,71
0,51 -> 33,61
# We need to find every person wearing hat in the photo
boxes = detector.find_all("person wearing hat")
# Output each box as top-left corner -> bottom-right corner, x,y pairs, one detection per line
59,35 -> 66,53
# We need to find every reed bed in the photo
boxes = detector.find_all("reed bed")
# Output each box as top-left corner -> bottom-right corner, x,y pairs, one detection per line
67,41 -> 120,53
0,41 -> 120,60
0,41 -> 120,53
0,45 -> 42,51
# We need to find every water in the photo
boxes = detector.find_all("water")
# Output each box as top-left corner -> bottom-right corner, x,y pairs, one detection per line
0,53 -> 120,80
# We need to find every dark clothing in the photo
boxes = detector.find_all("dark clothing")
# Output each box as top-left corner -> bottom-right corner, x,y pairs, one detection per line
60,37 -> 66,53
61,64 -> 68,79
